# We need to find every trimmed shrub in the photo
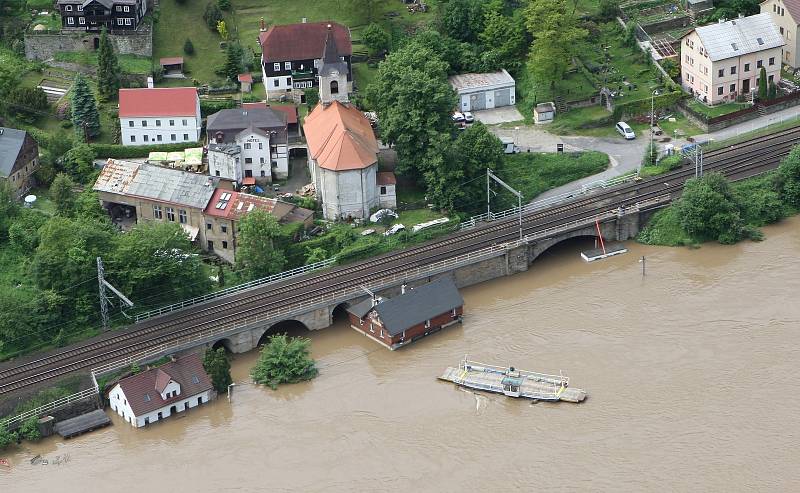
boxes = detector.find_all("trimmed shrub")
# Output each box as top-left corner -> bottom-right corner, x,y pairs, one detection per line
89,142 -> 202,158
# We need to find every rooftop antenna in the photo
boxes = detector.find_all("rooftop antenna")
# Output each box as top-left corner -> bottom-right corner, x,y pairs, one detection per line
97,257 -> 134,331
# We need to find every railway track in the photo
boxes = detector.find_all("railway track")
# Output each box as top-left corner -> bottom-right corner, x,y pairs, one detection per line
1,126 -> 798,395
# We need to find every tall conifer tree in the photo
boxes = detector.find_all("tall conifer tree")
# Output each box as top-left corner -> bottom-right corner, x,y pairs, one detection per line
71,74 -> 101,141
97,27 -> 120,100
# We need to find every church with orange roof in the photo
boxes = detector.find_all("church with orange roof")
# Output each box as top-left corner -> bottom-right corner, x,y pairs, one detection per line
303,100 -> 395,220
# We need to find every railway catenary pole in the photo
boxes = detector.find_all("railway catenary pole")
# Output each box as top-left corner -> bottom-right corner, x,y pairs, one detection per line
487,169 -> 524,241
97,257 -> 109,331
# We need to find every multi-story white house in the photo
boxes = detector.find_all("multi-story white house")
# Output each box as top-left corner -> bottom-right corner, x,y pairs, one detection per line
680,13 -> 784,105
206,107 -> 289,185
119,87 -> 202,146
108,353 -> 214,428
761,0 -> 800,67
304,101 -> 380,221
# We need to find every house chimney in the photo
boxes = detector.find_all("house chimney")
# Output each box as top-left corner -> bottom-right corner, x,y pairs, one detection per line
259,17 -> 266,32
327,23 -> 332,30
401,283 -> 407,295
302,17 -> 307,23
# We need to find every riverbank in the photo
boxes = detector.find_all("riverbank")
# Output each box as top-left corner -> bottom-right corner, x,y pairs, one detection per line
2,218 -> 800,491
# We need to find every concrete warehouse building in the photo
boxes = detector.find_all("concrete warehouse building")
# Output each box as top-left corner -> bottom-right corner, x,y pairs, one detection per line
449,69 -> 516,112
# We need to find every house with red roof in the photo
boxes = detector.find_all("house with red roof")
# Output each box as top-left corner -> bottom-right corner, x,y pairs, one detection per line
258,20 -> 352,102
119,87 -> 201,146
108,353 -> 214,428
203,189 -> 313,263
304,101 -> 387,220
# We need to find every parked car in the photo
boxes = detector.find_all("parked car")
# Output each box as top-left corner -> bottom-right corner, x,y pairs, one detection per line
463,111 -> 474,123
615,122 -> 636,140
500,137 -> 520,154
451,112 -> 465,123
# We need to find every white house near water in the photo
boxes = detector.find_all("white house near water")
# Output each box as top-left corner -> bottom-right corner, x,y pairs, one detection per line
449,69 -> 516,112
108,353 -> 214,428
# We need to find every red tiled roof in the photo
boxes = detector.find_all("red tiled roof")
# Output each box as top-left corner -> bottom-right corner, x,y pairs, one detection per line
159,57 -> 184,66
258,21 -> 352,62
241,177 -> 256,186
113,353 -> 213,416
241,102 -> 266,111
377,172 -> 396,185
119,88 -> 199,118
238,73 -> 253,83
303,101 -> 378,171
269,105 -> 298,124
204,188 -> 313,223
154,369 -> 172,393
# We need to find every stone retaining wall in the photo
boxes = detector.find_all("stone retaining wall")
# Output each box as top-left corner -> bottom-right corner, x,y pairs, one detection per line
24,24 -> 152,61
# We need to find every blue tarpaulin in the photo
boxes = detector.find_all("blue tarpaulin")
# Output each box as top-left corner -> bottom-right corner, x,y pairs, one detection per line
254,185 -> 264,193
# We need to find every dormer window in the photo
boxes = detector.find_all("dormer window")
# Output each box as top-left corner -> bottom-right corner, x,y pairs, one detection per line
77,5 -> 82,10
144,394 -> 151,402
65,4 -> 72,10
191,375 -> 200,384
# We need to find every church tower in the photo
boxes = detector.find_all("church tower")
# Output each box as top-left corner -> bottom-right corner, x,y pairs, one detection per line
317,24 -> 350,104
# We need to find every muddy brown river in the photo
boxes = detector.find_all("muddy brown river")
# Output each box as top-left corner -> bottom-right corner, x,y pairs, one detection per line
3,218 -> 800,492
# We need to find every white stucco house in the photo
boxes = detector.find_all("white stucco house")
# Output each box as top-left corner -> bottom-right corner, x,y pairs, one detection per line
377,171 -> 397,209
680,13 -> 784,104
118,88 -> 202,146
303,101 -> 380,221
108,353 -> 214,428
206,107 -> 289,185
761,0 -> 800,67
449,69 -> 516,112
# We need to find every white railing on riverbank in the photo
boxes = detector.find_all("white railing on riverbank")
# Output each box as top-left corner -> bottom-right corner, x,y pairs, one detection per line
134,257 -> 338,322
1,196 -> 672,431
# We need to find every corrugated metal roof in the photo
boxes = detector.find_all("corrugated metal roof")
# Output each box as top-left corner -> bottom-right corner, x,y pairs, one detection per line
694,13 -> 784,61
93,159 -> 215,209
449,69 -> 515,92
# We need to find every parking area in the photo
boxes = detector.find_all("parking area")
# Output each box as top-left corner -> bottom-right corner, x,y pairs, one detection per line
473,106 -> 525,125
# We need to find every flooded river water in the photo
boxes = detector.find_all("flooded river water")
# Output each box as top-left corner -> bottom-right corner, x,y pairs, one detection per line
3,218 -> 800,492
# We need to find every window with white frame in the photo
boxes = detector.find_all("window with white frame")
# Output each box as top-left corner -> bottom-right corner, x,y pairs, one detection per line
117,18 -> 123,25
116,5 -> 122,10
65,5 -> 72,10
125,18 -> 131,25
124,5 -> 129,11
273,63 -> 280,71
153,205 -> 162,219
166,207 -> 175,221
178,209 -> 187,223
77,4 -> 82,10
244,143 -> 251,149
67,16 -> 74,24
284,61 -> 291,70
79,17 -> 85,24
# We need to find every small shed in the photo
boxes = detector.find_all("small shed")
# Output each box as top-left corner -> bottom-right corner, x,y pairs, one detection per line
533,102 -> 556,124
238,73 -> 253,93
377,171 -> 397,208
159,57 -> 184,77
448,69 -> 516,112
346,277 -> 464,350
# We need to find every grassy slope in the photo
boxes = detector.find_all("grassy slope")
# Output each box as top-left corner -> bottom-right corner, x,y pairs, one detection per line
496,151 -> 610,205
152,0 -> 227,84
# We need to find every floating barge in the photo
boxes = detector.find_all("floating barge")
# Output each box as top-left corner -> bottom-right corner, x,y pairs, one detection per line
438,357 -> 587,403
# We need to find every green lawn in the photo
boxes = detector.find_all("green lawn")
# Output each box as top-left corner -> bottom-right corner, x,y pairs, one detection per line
352,62 -> 377,93
394,208 -> 444,227
494,151 -> 610,204
53,51 -> 153,74
687,99 -> 750,118
152,0 -> 226,84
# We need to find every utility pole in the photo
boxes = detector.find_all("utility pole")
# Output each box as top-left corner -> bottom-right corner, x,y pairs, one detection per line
97,257 -> 134,331
640,255 -> 646,277
650,90 -> 658,168
487,169 -> 524,241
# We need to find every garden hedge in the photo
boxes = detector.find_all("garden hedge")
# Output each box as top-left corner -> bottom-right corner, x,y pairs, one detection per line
89,142 -> 203,158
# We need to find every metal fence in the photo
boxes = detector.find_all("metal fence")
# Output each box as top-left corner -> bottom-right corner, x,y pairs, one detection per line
134,257 -> 338,322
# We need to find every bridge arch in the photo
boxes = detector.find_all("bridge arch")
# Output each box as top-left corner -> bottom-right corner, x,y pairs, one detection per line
255,319 -> 310,347
330,302 -> 351,324
211,338 -> 234,353
530,230 -> 601,263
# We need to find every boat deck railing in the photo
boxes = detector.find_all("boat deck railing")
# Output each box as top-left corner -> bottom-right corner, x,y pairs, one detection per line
459,356 -> 569,387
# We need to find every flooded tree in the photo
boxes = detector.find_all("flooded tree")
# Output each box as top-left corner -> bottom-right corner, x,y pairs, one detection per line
250,334 -> 318,390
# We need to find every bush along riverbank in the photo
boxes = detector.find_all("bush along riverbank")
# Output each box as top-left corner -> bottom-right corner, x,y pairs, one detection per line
638,145 -> 800,246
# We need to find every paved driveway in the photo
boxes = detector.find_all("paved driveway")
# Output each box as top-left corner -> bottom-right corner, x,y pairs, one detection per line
489,126 -> 649,202
474,106 -> 524,124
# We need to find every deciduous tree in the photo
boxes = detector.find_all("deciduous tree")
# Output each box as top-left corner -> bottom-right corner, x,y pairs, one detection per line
111,221 -> 211,302
524,0 -> 587,97
250,334 -> 318,389
62,143 -> 96,183
235,210 -> 286,279
479,8 -> 526,72
677,172 -> 743,243
203,347 -> 232,393
437,0 -> 485,43
361,23 -> 391,58
366,43 -> 456,177
203,2 -> 223,30
50,173 -> 75,215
